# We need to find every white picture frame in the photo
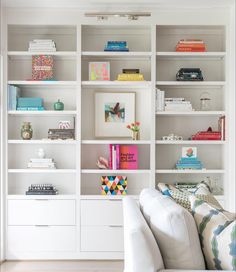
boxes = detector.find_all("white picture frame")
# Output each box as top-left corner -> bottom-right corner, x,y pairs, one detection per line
95,92 -> 135,138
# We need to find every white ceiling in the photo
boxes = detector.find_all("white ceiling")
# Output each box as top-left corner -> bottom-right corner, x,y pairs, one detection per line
2,0 -> 235,9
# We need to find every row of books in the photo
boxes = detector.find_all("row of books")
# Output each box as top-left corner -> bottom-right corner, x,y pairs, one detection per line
27,158 -> 56,169
156,89 -> 193,112
28,39 -> 56,52
109,145 -> 138,170
8,86 -> 45,111
175,39 -> 206,52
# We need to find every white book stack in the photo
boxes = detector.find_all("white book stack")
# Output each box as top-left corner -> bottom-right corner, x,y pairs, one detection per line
28,39 -> 56,52
156,88 -> 165,112
27,158 -> 56,169
165,98 -> 194,111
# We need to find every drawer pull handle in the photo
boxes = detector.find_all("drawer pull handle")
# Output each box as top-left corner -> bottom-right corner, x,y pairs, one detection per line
109,225 -> 122,228
35,225 -> 50,227
35,199 -> 49,201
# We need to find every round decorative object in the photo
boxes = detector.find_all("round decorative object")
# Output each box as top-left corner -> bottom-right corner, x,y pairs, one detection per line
200,92 -> 211,111
37,148 -> 45,159
21,122 -> 33,140
54,99 -> 64,111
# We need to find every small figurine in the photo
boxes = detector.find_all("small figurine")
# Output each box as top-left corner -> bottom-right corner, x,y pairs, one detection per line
161,133 -> 183,141
37,148 -> 45,159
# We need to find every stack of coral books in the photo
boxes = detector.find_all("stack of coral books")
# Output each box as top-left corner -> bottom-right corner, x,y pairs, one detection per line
175,39 -> 206,52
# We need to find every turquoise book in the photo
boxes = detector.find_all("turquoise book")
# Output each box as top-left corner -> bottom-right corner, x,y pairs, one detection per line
8,85 -> 21,110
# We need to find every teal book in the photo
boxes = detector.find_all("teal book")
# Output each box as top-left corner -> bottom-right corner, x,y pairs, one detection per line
17,97 -> 43,108
17,106 -> 45,111
8,85 -> 21,110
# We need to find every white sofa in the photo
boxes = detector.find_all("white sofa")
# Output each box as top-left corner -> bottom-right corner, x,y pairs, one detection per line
123,188 -> 226,272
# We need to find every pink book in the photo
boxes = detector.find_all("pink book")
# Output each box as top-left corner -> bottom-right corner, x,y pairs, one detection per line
116,144 -> 120,169
109,144 -> 113,169
120,145 -> 138,170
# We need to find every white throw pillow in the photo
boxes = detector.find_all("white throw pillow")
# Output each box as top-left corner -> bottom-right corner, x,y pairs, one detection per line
123,197 -> 164,272
190,195 -> 236,270
139,188 -> 205,270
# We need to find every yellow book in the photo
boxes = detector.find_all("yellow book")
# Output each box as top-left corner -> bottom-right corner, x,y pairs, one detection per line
117,73 -> 144,81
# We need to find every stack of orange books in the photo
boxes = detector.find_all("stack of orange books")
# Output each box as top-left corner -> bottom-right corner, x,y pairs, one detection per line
176,39 -> 206,52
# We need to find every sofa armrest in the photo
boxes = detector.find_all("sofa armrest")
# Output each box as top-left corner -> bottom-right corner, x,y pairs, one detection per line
123,197 -> 164,272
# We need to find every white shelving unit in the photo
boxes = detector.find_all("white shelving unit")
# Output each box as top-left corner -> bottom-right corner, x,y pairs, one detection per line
2,12 -> 235,261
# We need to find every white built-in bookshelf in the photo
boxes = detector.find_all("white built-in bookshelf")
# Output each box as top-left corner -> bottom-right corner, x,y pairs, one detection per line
2,21 -> 234,260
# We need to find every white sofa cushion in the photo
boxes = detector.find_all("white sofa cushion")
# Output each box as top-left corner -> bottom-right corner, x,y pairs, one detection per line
123,197 -> 164,272
139,188 -> 205,270
190,195 -> 236,270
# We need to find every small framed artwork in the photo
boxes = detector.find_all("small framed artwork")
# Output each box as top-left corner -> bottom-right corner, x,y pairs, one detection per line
95,92 -> 135,137
89,62 -> 110,81
182,147 -> 197,158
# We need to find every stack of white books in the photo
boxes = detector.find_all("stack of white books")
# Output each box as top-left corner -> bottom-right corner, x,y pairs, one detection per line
27,158 -> 56,169
156,88 -> 165,112
28,39 -> 56,52
165,98 -> 194,111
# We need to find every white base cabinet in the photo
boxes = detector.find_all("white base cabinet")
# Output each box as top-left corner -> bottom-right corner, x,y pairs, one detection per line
8,226 -> 77,253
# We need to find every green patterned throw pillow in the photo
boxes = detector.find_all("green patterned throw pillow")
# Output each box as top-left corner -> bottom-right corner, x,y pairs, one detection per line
169,190 -> 222,212
190,195 -> 236,270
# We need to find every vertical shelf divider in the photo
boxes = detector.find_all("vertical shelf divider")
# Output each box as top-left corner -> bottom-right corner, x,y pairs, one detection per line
151,24 -> 157,189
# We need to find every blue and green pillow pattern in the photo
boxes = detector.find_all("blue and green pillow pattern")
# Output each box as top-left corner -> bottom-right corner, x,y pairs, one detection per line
190,195 -> 236,270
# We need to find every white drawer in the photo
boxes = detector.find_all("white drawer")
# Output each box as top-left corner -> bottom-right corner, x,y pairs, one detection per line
81,200 -> 123,226
8,200 -> 76,226
8,226 -> 76,252
81,226 -> 124,252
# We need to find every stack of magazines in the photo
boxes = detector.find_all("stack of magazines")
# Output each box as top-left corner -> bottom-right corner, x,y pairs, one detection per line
165,98 -> 193,111
28,39 -> 56,52
27,158 -> 56,169
26,184 -> 58,195
175,157 -> 203,170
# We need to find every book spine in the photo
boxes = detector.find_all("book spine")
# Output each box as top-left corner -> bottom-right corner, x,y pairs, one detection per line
116,144 -> 120,169
109,144 -> 113,169
112,145 -> 116,170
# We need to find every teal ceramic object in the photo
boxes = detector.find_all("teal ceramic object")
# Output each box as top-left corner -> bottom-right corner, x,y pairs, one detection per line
54,99 -> 64,111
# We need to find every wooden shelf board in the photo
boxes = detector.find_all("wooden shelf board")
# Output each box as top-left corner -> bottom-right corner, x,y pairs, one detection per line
81,169 -> 151,174
8,169 -> 77,174
8,80 -> 77,86
82,140 -> 151,144
82,51 -> 152,59
156,169 -> 225,174
156,111 -> 225,116
8,140 -> 77,144
80,195 -> 139,200
156,140 -> 225,144
82,81 -> 151,88
7,195 -> 76,200
8,110 -> 77,116
156,81 -> 226,86
156,52 -> 226,59
8,51 -> 77,60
